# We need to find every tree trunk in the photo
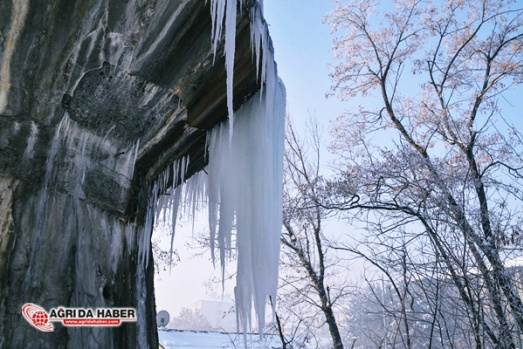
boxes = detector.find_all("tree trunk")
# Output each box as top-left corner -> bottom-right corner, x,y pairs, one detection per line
323,303 -> 345,349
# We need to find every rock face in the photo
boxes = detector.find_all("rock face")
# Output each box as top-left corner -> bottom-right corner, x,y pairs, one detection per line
0,0 -> 265,347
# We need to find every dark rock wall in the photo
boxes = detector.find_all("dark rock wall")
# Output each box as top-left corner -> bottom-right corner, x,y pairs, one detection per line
0,0 -> 262,347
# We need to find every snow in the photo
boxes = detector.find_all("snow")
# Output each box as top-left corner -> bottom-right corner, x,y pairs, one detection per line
158,329 -> 283,349
504,256 -> 523,268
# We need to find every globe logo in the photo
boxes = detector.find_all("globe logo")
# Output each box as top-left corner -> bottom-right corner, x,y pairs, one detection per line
21,304 -> 54,332
32,310 -> 49,326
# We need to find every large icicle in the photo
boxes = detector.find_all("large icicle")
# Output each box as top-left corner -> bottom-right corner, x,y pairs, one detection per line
206,0 -> 285,332
210,0 -> 237,139
152,79 -> 285,333
207,81 -> 286,334
224,0 -> 236,138
143,0 -> 285,335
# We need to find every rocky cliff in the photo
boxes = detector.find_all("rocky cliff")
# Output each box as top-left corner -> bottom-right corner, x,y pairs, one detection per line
0,0 -> 270,347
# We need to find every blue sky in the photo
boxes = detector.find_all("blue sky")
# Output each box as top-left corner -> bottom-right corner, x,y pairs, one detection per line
264,0 -> 344,128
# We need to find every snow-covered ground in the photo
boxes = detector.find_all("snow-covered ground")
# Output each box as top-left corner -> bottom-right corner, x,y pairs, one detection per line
158,329 -> 283,349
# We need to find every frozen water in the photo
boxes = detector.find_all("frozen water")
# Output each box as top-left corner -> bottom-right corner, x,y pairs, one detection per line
224,0 -> 237,139
209,0 -> 237,139
157,78 -> 285,334
158,329 -> 283,349
148,0 -> 286,336
0,0 -> 30,113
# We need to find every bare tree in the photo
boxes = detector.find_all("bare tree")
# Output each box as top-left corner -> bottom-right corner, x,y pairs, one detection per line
325,0 -> 523,348
337,225 -> 500,349
279,119 -> 354,349
170,307 -> 212,331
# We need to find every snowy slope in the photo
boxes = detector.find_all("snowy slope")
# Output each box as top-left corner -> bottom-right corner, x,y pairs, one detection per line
158,329 -> 283,349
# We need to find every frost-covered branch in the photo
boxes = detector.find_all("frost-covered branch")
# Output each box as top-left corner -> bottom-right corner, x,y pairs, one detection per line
326,0 -> 523,347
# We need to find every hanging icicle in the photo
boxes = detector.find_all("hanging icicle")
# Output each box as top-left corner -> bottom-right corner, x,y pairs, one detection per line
205,81 -> 286,335
205,0 -> 286,333
209,0 -> 237,140
142,0 -> 286,335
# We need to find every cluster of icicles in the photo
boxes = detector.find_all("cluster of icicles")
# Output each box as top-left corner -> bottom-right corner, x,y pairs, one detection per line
138,0 -> 286,333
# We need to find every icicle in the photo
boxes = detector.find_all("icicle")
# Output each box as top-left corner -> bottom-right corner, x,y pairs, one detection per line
138,182 -> 156,268
249,4 -> 273,99
224,0 -> 237,139
140,0 -> 287,336
130,139 -> 140,178
209,0 -> 238,140
168,185 -> 182,272
210,0 -> 226,62
174,75 -> 285,334
23,113 -> 71,288
221,79 -> 285,334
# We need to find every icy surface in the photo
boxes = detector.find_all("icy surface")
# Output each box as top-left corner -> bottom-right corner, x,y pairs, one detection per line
147,0 -> 286,335
26,112 -> 140,287
210,0 -> 236,138
0,0 -> 30,113
153,78 -> 285,333
206,80 -> 285,334
158,330 -> 284,349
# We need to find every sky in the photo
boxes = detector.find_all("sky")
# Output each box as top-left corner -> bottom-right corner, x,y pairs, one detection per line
264,0 -> 344,128
154,0 -> 344,318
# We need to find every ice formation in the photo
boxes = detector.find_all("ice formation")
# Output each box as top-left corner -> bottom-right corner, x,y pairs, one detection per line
206,1 -> 285,333
0,0 -> 29,113
210,0 -> 237,139
209,0 -> 279,139
150,79 -> 285,333
142,0 -> 286,334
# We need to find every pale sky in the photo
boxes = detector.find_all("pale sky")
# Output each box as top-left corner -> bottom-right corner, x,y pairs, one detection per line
264,0 -> 344,128
154,0 -> 344,318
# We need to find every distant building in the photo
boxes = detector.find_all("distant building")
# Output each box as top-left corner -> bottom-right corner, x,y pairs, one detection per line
189,300 -> 237,333
504,256 -> 523,299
